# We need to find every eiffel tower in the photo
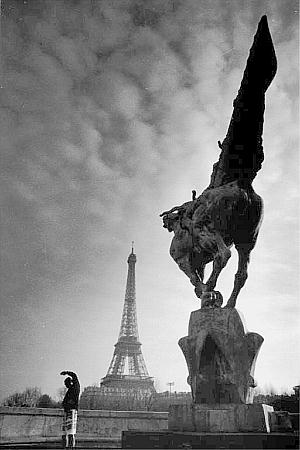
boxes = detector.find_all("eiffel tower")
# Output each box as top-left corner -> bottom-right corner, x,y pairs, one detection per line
100,244 -> 155,397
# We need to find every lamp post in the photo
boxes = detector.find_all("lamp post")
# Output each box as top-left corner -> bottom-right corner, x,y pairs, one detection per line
167,382 -> 175,396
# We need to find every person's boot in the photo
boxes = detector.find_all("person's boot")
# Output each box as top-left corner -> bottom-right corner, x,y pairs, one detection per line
69,434 -> 75,448
62,434 -> 67,448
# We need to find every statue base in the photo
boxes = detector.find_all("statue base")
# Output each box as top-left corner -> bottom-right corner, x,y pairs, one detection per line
122,430 -> 299,449
168,403 -> 267,432
179,307 -> 264,404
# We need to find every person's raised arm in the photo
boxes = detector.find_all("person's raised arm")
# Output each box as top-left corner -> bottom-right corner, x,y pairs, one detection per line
60,371 -> 80,391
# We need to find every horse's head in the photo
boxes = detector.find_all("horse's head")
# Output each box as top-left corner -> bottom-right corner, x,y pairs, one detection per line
162,213 -> 179,232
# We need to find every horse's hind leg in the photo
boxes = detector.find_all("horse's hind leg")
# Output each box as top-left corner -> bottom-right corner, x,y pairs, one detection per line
203,232 -> 231,292
225,244 -> 251,308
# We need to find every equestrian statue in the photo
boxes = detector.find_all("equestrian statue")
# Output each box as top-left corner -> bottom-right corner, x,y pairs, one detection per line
161,16 -> 277,308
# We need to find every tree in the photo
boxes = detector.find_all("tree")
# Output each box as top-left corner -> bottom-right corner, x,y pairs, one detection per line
253,386 -> 299,413
37,394 -> 54,408
2,387 -> 41,407
270,394 -> 299,413
56,387 -> 67,403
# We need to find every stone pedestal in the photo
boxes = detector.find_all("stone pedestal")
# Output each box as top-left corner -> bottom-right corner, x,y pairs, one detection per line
168,403 -> 267,432
178,307 -> 263,405
171,307 -> 265,433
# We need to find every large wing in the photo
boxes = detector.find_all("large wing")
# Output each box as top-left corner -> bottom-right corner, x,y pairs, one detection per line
208,16 -> 277,189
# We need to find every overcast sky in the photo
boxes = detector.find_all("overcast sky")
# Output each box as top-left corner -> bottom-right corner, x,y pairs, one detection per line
0,0 -> 299,402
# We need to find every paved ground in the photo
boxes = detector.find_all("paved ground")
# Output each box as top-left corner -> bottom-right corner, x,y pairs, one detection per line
0,446 -> 118,449
0,443 -> 117,450
0,440 -> 120,449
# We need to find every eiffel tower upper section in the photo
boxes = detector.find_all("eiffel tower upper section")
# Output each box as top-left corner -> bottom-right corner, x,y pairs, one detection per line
118,247 -> 140,345
100,245 -> 154,394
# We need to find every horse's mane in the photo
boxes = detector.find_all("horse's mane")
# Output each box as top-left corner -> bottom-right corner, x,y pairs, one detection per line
208,16 -> 277,190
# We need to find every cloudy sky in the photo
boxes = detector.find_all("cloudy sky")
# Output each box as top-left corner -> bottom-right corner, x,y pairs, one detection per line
0,0 -> 299,402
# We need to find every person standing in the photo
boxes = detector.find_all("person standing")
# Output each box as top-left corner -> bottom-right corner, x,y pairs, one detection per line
60,371 -> 80,448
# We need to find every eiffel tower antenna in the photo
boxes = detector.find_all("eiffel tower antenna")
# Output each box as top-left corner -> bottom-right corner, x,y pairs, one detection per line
100,245 -> 155,397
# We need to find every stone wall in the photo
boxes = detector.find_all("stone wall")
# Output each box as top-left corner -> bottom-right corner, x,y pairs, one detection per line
0,407 -> 168,446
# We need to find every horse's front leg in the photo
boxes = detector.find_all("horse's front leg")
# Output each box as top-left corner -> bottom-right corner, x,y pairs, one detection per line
225,244 -> 251,308
177,254 -> 205,290
204,233 -> 231,292
170,236 -> 206,294
193,258 -> 206,298
171,246 -> 204,290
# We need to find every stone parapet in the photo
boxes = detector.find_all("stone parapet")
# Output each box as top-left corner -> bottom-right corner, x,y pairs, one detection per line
0,407 -> 168,445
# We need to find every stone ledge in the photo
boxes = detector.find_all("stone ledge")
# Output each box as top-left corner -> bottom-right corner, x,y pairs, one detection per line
0,407 -> 63,417
0,407 -> 168,420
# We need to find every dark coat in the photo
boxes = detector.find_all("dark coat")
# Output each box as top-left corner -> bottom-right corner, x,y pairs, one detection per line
62,372 -> 80,411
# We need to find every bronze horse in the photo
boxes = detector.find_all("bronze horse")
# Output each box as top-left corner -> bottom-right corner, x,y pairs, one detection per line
161,16 -> 277,308
161,182 -> 263,308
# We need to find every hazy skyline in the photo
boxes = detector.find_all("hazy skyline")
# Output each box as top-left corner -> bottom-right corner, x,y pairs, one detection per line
0,0 -> 299,402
